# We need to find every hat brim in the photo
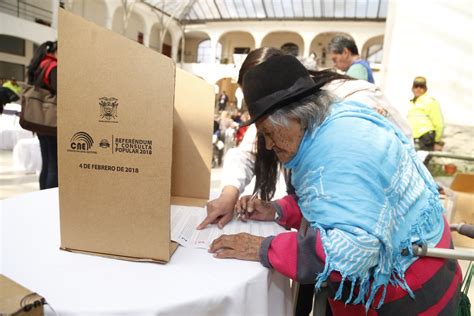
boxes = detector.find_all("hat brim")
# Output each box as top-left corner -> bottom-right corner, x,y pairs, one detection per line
241,83 -> 319,127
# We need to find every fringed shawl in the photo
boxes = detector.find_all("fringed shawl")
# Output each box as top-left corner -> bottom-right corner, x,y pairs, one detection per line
284,101 -> 444,310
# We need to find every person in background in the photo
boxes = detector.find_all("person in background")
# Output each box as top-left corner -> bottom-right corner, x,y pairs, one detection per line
3,78 -> 22,97
2,78 -> 23,97
219,110 -> 238,157
407,76 -> 444,151
208,54 -> 461,315
26,41 -> 58,190
329,35 -> 374,83
219,110 -> 238,134
218,91 -> 229,111
235,111 -> 250,145
0,78 -> 22,113
231,110 -> 242,124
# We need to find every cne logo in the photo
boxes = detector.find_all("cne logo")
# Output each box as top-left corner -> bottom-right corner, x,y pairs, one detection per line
69,132 -> 94,152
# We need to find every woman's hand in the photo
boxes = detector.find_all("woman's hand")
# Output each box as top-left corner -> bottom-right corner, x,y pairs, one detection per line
235,195 -> 276,222
197,186 -> 239,229
209,233 -> 264,261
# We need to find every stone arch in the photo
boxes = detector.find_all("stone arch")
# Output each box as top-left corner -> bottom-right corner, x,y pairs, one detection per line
215,77 -> 239,111
261,32 -> 304,57
218,31 -> 255,64
361,35 -> 384,63
69,0 -> 108,27
149,23 -> 172,57
195,39 -> 222,64
310,32 -> 353,68
111,7 -> 145,43
179,31 -> 210,63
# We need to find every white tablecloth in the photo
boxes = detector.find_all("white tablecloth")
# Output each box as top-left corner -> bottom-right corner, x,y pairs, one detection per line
12,137 -> 41,173
0,189 -> 293,315
0,105 -> 34,150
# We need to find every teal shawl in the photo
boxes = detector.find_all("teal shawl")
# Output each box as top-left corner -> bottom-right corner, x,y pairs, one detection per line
284,101 -> 445,309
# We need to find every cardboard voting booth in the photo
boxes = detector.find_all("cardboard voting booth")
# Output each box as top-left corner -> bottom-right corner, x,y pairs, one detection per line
0,275 -> 45,316
57,10 -> 214,263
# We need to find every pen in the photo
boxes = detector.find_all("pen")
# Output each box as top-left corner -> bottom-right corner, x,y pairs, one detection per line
236,191 -> 259,221
249,191 -> 259,201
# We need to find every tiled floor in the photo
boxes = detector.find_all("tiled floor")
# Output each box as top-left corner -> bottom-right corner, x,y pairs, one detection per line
1,149 -> 473,313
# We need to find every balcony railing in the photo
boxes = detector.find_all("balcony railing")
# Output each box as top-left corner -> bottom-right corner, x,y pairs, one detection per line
0,0 -> 52,26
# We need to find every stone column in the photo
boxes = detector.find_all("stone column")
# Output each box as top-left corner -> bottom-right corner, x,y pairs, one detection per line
51,0 -> 59,29
171,34 -> 181,62
252,32 -> 265,49
209,33 -> 222,63
301,33 -> 314,57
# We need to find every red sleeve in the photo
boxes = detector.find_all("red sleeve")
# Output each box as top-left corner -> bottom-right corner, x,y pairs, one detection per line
273,194 -> 302,229
260,227 -> 326,283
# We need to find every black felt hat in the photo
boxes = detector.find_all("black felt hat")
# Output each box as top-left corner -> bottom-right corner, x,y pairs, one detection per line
241,55 -> 318,126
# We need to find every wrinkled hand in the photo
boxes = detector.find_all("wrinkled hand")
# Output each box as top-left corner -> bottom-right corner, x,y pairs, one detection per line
197,186 -> 239,230
235,195 -> 276,222
209,233 -> 264,261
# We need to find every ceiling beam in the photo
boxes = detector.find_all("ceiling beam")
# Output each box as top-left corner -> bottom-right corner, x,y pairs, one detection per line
376,0 -> 382,18
240,0 -> 250,18
232,0 -> 242,19
213,0 -> 224,19
261,0 -> 269,18
289,0 -> 295,18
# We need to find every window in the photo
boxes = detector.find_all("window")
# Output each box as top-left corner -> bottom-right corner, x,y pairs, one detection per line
35,18 -> 51,27
0,61 -> 25,81
197,40 -> 222,63
0,35 -> 25,56
233,47 -> 250,54
281,43 -> 299,56
366,44 -> 383,64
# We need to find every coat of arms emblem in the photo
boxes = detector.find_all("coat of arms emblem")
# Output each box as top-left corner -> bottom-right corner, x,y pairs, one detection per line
99,97 -> 118,121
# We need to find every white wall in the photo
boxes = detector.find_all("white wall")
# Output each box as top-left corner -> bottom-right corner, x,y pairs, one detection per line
112,8 -> 145,42
181,63 -> 239,85
381,0 -> 473,126
68,0 -> 108,27
219,32 -> 255,62
0,12 -> 56,44
0,40 -> 35,80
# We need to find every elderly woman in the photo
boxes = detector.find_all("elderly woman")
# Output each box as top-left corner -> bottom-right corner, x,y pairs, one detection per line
209,55 -> 461,314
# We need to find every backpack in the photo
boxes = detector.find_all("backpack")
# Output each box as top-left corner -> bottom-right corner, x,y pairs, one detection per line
20,59 -> 57,136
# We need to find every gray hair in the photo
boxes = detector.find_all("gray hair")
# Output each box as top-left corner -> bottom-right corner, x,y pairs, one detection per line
267,91 -> 333,133
329,35 -> 359,55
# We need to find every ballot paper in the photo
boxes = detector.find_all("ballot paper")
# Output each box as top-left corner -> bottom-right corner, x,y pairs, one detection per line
171,205 -> 286,249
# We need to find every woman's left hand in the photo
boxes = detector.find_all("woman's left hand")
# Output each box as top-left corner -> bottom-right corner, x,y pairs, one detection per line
209,233 -> 264,261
